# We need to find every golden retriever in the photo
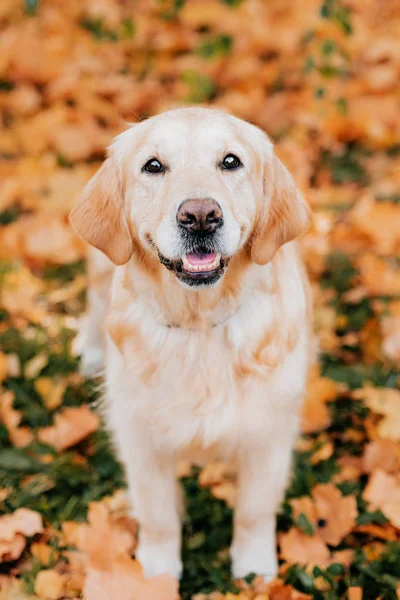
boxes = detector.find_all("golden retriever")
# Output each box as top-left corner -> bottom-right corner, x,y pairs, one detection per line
69,107 -> 312,581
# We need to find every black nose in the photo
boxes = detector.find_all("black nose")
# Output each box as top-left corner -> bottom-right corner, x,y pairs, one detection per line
177,199 -> 223,234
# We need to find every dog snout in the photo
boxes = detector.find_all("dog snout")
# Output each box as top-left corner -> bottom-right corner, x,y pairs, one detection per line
177,199 -> 223,234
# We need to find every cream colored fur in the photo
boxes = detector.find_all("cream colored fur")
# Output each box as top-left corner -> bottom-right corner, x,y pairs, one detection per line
69,107 -> 312,581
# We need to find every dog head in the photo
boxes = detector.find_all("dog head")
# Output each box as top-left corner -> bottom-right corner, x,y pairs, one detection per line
69,107 -> 311,288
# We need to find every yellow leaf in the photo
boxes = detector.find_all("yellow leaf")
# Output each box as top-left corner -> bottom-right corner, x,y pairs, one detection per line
38,406 -> 100,451
34,570 -> 65,600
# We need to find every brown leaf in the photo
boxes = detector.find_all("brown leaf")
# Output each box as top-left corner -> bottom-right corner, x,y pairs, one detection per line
301,367 -> 337,434
34,570 -> 65,600
348,588 -> 363,600
37,406 -> 100,451
0,390 -> 33,448
76,503 -> 178,600
363,469 -> 400,528
354,387 -> 400,441
312,483 -> 358,546
279,529 -> 330,566
76,503 -> 134,570
34,378 -> 66,411
349,194 -> 400,255
363,439 -> 400,474
291,497 -> 318,530
0,509 -> 43,563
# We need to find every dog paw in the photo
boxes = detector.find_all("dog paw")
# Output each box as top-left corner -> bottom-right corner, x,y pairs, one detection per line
80,346 -> 105,377
231,540 -> 278,581
136,541 -> 182,580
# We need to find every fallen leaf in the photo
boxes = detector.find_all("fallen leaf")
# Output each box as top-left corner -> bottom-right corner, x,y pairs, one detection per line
31,542 -> 57,567
34,570 -> 65,600
348,588 -> 363,600
291,496 -> 318,530
363,439 -> 400,474
0,353 -> 8,383
354,387 -> 400,441
312,483 -> 358,545
34,377 -> 66,411
0,390 -> 33,448
24,353 -> 48,379
363,469 -> 400,528
349,194 -> 400,255
279,529 -> 330,566
301,367 -> 338,434
37,406 -> 100,451
0,578 -> 38,600
0,509 -> 43,563
76,503 -> 178,600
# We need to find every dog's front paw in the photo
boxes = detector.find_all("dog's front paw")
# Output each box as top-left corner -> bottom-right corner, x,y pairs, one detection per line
136,540 -> 182,580
231,537 -> 278,581
79,346 -> 105,377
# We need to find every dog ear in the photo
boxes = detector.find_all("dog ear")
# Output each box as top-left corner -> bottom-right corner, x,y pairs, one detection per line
69,157 -> 133,266
251,154 -> 311,265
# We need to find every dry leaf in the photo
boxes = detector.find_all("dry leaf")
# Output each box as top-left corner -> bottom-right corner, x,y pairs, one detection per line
76,503 -> 178,600
34,570 -> 65,600
363,469 -> 400,528
24,353 -> 48,379
301,367 -> 337,434
312,483 -> 358,546
0,390 -> 33,448
31,542 -> 57,567
349,194 -> 400,255
363,439 -> 400,474
37,406 -> 100,451
0,578 -> 38,600
348,588 -> 363,600
34,377 -> 66,411
291,497 -> 318,530
279,529 -> 330,566
354,387 -> 400,441
0,353 -> 8,384
0,509 -> 43,563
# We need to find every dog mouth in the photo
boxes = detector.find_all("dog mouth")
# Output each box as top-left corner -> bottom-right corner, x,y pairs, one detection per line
158,250 -> 229,286
182,252 -> 221,274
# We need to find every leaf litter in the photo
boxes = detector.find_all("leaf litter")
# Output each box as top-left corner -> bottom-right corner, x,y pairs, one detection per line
1,0 -> 400,598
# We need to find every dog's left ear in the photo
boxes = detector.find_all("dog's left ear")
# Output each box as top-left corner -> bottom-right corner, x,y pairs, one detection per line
251,154 -> 311,265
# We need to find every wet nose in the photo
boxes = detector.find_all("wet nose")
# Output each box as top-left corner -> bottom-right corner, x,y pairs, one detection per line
177,199 -> 223,234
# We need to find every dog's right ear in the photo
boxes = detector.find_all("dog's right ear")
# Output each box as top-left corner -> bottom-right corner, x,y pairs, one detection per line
69,157 -> 133,266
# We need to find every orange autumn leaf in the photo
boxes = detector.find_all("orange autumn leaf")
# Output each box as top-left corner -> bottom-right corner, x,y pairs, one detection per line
356,254 -> 400,297
84,554 -> 180,600
354,386 -> 400,441
349,194 -> 400,255
34,570 -> 65,600
312,483 -> 358,546
363,469 -> 400,528
38,406 -> 100,451
0,390 -> 33,448
348,588 -> 363,600
76,503 -> 178,600
0,509 -> 43,563
291,496 -> 318,530
76,503 -> 134,570
301,368 -> 338,434
363,439 -> 400,474
279,529 -> 330,566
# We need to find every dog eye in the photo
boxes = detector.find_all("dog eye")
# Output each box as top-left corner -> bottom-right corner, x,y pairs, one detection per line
143,158 -> 165,174
221,154 -> 242,170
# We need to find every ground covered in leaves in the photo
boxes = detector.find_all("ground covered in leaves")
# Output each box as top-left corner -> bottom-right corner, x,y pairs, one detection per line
1,0 -> 400,598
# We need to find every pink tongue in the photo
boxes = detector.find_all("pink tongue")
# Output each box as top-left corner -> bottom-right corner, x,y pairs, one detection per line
186,252 -> 216,266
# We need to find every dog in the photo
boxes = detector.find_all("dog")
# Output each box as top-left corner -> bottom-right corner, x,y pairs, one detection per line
69,107 -> 312,581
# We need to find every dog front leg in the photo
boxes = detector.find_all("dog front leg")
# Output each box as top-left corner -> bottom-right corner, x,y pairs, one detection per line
231,436 -> 295,581
120,431 -> 182,579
